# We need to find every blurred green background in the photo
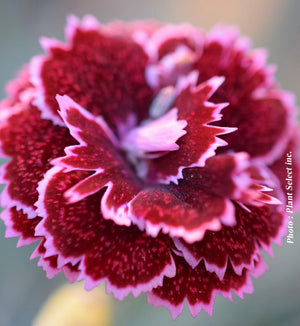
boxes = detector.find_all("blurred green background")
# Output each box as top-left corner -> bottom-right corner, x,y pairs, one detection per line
0,0 -> 299,325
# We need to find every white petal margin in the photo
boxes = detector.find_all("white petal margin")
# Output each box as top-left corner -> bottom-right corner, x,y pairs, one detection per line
78,253 -> 176,300
129,198 -> 235,244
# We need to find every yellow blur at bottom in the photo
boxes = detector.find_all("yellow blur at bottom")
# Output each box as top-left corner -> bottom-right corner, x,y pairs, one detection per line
32,282 -> 112,326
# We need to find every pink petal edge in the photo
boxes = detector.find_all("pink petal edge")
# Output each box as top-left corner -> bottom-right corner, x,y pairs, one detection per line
35,166 -> 86,268
29,55 -> 65,126
129,198 -> 235,244
78,253 -> 176,300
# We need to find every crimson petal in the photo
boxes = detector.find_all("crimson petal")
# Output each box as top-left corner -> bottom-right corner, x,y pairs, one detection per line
35,168 -> 175,299
148,76 -> 236,183
173,199 -> 285,280
0,206 -> 80,282
129,181 -> 235,243
0,104 -> 74,216
182,152 -> 281,206
30,17 -> 153,129
0,207 -> 41,247
31,240 -> 81,282
52,95 -> 141,225
195,26 -> 296,163
147,254 -> 267,319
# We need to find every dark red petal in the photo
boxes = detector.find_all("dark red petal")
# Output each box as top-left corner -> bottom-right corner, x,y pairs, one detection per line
35,168 -> 104,267
0,206 -> 80,282
194,26 -> 296,163
182,152 -> 281,206
52,95 -> 121,170
31,18 -> 153,129
215,90 -> 296,163
196,26 -> 274,98
31,240 -> 80,282
129,180 -> 235,243
35,168 -> 175,298
174,197 -> 285,279
148,77 -> 235,183
148,254 -> 259,320
0,207 -> 41,247
52,96 -> 141,225
80,229 -> 175,300
0,104 -> 74,214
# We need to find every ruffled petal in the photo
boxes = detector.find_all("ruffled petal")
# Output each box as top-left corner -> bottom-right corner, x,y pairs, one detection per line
194,26 -> 296,163
0,103 -> 74,215
0,206 -> 80,282
173,198 -> 285,280
215,90 -> 296,163
129,181 -> 235,244
51,95 -> 142,225
148,76 -> 236,183
35,168 -> 175,298
31,240 -> 81,282
147,254 -> 266,320
182,152 -> 281,206
0,207 -> 41,247
30,16 -> 153,129
79,230 -> 176,300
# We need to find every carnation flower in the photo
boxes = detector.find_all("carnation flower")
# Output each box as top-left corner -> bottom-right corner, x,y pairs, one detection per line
0,15 -> 299,319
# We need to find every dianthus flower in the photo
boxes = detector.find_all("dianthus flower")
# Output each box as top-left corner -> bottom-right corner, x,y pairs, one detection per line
0,15 -> 299,319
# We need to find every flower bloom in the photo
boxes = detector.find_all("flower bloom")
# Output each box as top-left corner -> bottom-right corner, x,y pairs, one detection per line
0,15 -> 299,319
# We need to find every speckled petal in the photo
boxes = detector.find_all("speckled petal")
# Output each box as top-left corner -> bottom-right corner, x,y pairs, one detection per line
173,198 -> 285,279
51,95 -> 142,225
30,16 -> 153,129
147,254 -> 263,320
182,152 -> 281,206
129,180 -> 235,243
0,103 -> 74,216
35,168 -> 175,298
148,76 -> 236,184
0,207 -> 41,247
194,26 -> 296,163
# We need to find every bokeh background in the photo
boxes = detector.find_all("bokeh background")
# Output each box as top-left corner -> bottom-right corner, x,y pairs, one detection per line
0,0 -> 299,325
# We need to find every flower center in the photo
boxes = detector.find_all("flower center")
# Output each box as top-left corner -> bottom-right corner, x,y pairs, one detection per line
120,87 -> 187,179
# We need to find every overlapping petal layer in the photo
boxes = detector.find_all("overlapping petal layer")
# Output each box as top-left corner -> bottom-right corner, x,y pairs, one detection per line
0,16 -> 298,320
51,95 -> 142,225
129,184 -> 235,243
0,102 -> 75,217
148,254 -> 267,319
182,153 -> 281,205
31,16 -> 153,128
147,76 -> 235,183
147,24 -> 296,164
35,167 -> 175,299
173,200 -> 285,279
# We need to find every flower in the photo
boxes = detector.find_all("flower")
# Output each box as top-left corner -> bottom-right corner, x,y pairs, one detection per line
0,15 -> 299,319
